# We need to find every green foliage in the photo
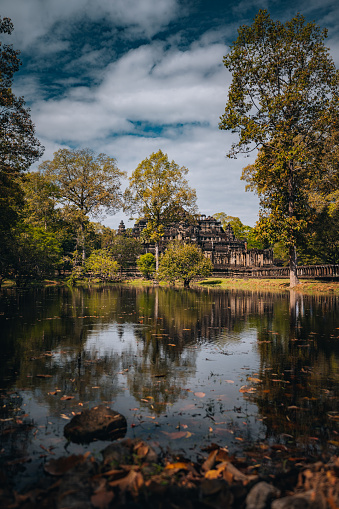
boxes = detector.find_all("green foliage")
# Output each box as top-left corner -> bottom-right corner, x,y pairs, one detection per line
158,242 -> 213,287
85,249 -> 119,282
0,16 -> 44,284
109,233 -> 143,270
39,148 -> 126,261
11,224 -> 62,285
214,212 -> 264,249
123,149 -> 198,268
137,253 -> 156,279
0,17 -> 44,175
219,10 -> 339,285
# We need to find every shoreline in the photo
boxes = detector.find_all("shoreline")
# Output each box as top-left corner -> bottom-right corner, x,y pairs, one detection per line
2,277 -> 339,295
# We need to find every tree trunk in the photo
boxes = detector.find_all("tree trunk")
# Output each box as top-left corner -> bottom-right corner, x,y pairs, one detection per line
289,245 -> 299,288
155,243 -> 159,272
184,279 -> 190,288
288,161 -> 299,288
81,222 -> 86,263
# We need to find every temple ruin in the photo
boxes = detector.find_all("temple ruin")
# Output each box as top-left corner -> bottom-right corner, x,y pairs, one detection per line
119,214 -> 273,272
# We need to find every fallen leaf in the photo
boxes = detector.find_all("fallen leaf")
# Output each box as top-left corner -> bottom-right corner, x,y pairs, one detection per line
161,431 -> 187,439
60,414 -> 70,420
224,380 -> 234,384
91,489 -> 114,509
44,454 -> 85,475
194,392 -> 206,398
60,395 -> 74,401
239,386 -> 256,393
164,462 -> 190,471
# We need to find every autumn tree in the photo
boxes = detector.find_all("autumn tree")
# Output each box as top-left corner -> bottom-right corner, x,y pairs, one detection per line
219,10 -> 339,287
39,148 -> 126,262
158,242 -> 213,288
123,149 -> 198,270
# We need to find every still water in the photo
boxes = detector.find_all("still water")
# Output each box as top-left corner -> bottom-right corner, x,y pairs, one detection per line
0,284 -> 339,489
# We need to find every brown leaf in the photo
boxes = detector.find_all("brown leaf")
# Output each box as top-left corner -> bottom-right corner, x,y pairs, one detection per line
44,454 -> 85,475
91,489 -> 114,509
201,450 -> 218,472
60,395 -> 75,401
239,386 -> 256,393
194,392 -> 206,398
109,470 -> 143,493
204,469 -> 220,480
36,374 -> 52,378
164,462 -> 190,471
161,431 -> 187,439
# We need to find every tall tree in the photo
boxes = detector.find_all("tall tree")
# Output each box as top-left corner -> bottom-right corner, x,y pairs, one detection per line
219,10 -> 339,287
123,149 -> 198,270
39,148 -> 126,261
0,16 -> 44,282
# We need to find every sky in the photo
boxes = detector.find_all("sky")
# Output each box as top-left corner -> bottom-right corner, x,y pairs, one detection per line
1,0 -> 338,229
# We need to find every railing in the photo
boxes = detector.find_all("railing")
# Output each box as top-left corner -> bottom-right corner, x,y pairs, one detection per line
222,264 -> 339,279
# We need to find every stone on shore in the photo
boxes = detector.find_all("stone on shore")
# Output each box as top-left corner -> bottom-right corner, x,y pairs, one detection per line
64,405 -> 127,443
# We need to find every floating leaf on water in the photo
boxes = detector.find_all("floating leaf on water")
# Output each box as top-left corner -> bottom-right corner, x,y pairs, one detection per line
248,377 -> 262,383
36,374 -> 52,378
224,380 -> 234,384
60,395 -> 74,401
194,392 -> 206,398
161,431 -> 187,439
239,386 -> 256,393
60,414 -> 70,420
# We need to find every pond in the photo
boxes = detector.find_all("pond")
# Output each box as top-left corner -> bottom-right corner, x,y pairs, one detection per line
1,284 -> 339,491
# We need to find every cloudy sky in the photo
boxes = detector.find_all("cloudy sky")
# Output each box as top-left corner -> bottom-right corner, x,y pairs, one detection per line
2,0 -> 338,228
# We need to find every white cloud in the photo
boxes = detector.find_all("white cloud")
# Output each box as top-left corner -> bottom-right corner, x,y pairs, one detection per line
1,0 -> 181,50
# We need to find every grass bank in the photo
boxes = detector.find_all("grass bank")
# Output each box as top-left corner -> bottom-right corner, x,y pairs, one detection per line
198,277 -> 339,294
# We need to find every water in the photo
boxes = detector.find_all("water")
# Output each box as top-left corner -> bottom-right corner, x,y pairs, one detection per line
0,284 -> 338,490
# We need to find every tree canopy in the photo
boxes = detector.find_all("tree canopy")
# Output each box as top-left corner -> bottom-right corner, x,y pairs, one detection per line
219,10 -> 339,286
158,242 -> 213,287
123,149 -> 198,269
39,148 -> 126,261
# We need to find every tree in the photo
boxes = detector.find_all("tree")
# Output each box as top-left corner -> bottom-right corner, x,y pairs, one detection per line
109,232 -> 142,273
85,249 -> 119,282
158,242 -> 213,288
137,253 -> 156,279
39,148 -> 126,261
214,212 -> 264,249
0,17 -> 44,282
123,149 -> 198,270
219,10 -> 339,287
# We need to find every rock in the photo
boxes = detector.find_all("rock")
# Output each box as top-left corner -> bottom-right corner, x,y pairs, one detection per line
246,481 -> 280,509
271,494 -> 311,509
64,405 -> 127,443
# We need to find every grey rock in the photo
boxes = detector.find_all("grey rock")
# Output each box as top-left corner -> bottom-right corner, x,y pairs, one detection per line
246,481 -> 280,509
64,405 -> 127,443
271,495 -> 311,509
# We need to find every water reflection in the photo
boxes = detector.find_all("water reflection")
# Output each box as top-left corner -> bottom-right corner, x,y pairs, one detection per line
0,285 -> 338,488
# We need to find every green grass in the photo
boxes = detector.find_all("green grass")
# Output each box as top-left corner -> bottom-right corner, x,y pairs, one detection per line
197,277 -> 339,294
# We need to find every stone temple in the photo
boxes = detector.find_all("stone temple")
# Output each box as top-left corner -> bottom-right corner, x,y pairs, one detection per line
118,214 -> 273,273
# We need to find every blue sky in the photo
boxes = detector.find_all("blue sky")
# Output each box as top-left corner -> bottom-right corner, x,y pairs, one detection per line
2,0 -> 338,228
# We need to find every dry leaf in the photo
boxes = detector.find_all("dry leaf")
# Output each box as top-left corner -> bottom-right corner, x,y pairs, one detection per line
164,462 -> 190,471
239,386 -> 256,393
91,489 -> 114,509
60,395 -> 74,401
60,414 -> 70,420
44,454 -> 85,475
194,392 -> 206,398
161,431 -> 187,439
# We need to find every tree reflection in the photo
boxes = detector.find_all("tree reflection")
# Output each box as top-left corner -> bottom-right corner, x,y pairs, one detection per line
244,291 -> 339,454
